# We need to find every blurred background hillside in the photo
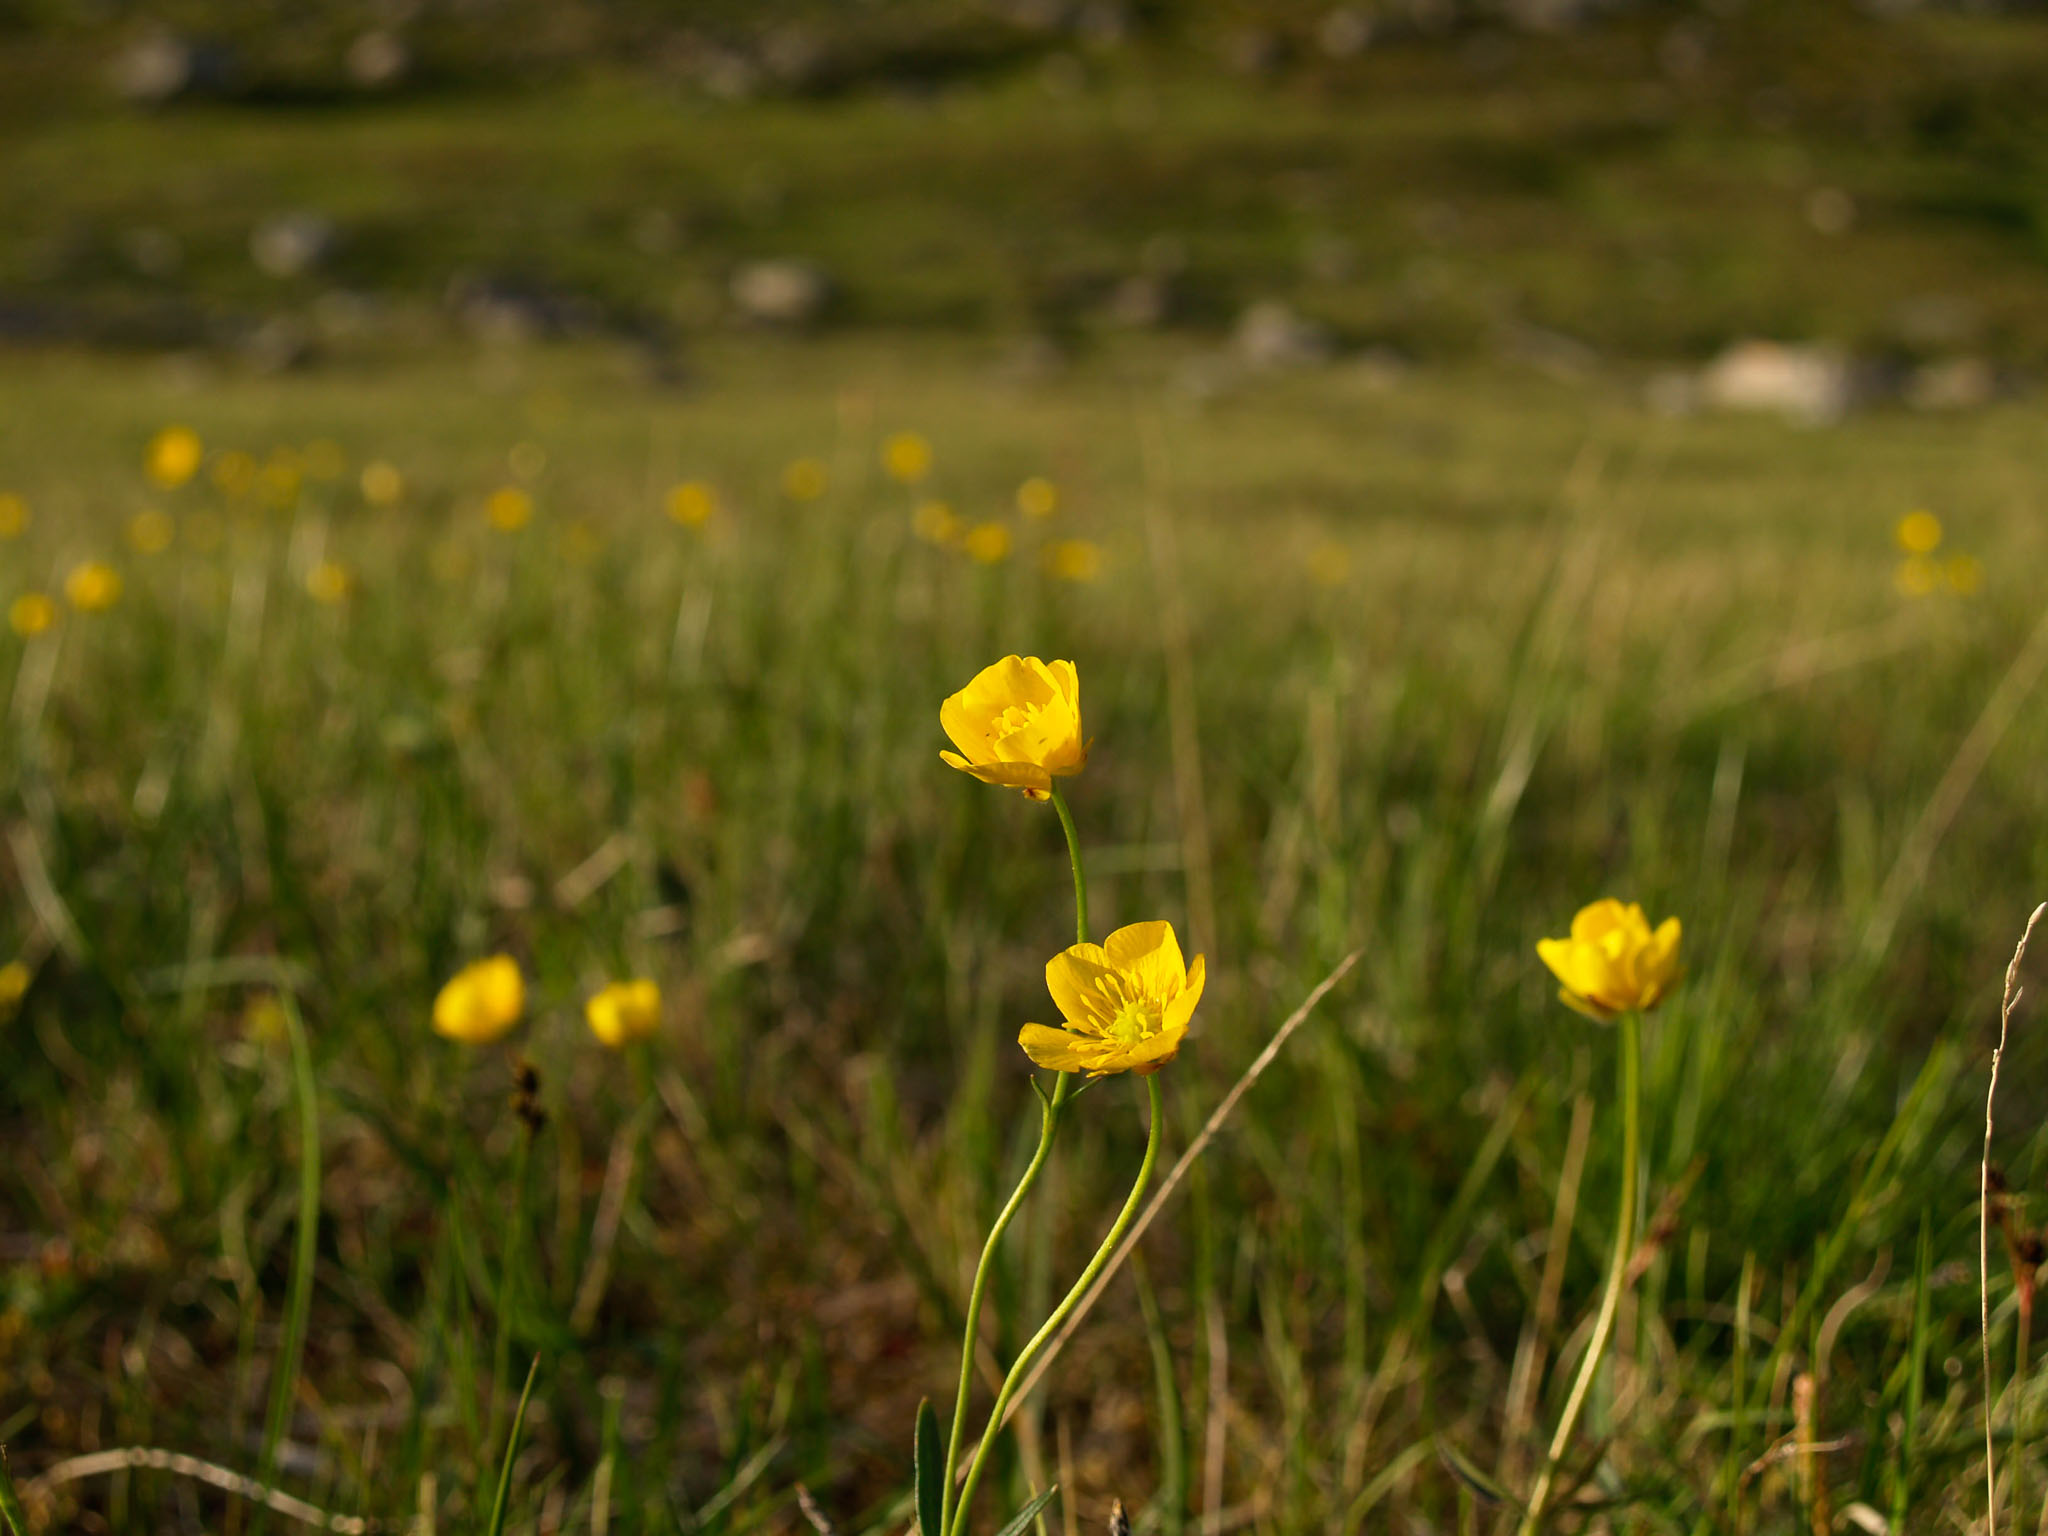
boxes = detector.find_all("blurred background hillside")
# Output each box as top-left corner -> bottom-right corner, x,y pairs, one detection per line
5,0 -> 2048,393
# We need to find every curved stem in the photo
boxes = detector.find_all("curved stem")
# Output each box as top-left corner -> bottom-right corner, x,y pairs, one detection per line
1519,1012 -> 1640,1536
938,779 -> 1094,1529
1049,783 -> 1088,948
950,1075 -> 1164,1536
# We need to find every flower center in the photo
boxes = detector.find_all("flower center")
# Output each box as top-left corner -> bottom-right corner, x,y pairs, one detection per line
1089,974 -> 1166,1044
992,701 -> 1048,740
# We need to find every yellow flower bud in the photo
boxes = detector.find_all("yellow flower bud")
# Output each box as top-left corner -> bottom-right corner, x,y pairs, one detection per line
586,979 -> 662,1049
1536,900 -> 1682,1022
432,955 -> 525,1045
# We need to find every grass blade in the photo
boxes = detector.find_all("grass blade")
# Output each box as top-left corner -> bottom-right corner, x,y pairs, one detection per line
485,1355 -> 541,1536
257,990 -> 321,1510
0,1447 -> 29,1536
991,1485 -> 1060,1536
915,1399 -> 943,1536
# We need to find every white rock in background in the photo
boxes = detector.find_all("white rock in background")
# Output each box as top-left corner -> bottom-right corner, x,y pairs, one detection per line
346,30 -> 411,92
1906,356 -> 1997,412
251,213 -> 337,280
729,259 -> 831,326
1235,300 -> 1332,369
1698,340 -> 1854,424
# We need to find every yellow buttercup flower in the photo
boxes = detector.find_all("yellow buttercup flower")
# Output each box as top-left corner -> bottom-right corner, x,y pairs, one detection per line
782,458 -> 829,501
586,978 -> 662,1049
1016,477 -> 1059,519
882,431 -> 933,484
940,655 -> 1086,801
9,593 -> 55,638
1536,899 -> 1682,1022
64,562 -> 122,612
1895,510 -> 1942,555
128,509 -> 175,555
145,426 -> 203,489
667,481 -> 716,527
1044,538 -> 1103,583
0,958 -> 30,1013
913,499 -> 962,546
963,522 -> 1011,564
432,955 -> 525,1044
306,561 -> 353,605
486,486 -> 533,532
1895,555 -> 1939,597
1019,921 -> 1205,1077
0,493 -> 28,538
361,460 -> 405,507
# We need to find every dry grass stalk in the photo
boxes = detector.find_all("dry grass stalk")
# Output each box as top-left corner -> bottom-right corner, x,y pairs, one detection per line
1982,902 -> 2048,1536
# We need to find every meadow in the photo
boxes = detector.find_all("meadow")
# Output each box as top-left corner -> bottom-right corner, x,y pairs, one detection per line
6,3 -> 2048,1531
0,330 -> 2044,1534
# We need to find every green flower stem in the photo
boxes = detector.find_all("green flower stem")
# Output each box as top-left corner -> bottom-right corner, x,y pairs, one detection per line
939,780 -> 1092,1529
949,1074 -> 1165,1536
1519,1010 -> 1641,1536
485,1126 -> 534,1467
1049,783 -> 1088,947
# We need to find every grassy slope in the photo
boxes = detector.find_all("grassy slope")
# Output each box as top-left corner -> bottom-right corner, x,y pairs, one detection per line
0,331 -> 2044,1530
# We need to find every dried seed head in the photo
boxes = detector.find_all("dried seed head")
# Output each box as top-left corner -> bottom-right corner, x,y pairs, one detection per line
512,1058 -> 546,1136
1988,1165 -> 2011,1196
1108,1499 -> 1130,1536
2020,1234 -> 2046,1269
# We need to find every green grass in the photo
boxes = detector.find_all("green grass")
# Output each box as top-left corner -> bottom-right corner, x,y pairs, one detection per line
0,327 -> 2044,1531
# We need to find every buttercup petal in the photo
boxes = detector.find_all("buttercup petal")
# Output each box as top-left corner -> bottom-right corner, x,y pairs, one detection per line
1102,920 -> 1185,997
1046,944 -> 1118,1035
1018,1024 -> 1120,1074
1164,953 -> 1207,1033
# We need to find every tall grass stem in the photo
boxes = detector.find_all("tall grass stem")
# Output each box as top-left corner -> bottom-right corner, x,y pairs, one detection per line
1518,1011 -> 1641,1535
255,991 -> 321,1521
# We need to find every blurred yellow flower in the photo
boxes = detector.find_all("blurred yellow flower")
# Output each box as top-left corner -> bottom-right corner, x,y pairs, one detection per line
509,441 -> 548,481
940,655 -> 1086,800
487,486 -> 534,532
1947,553 -> 1984,595
64,562 -> 122,613
0,493 -> 28,538
882,431 -> 933,484
1044,538 -> 1104,583
586,978 -> 662,1049
261,453 -> 303,511
212,450 -> 257,498
361,460 -> 405,507
432,955 -> 525,1045
1895,510 -> 1943,555
667,481 -> 717,527
243,993 -> 289,1044
304,440 -> 346,480
9,593 -> 55,638
964,522 -> 1012,564
306,561 -> 353,605
145,426 -> 203,489
782,458 -> 829,501
1018,921 -> 1205,1077
1895,555 -> 1939,597
913,500 -> 962,546
1016,477 -> 1059,519
1536,899 -> 1682,1022
127,509 -> 175,555
1308,540 -> 1352,588
0,958 -> 30,1012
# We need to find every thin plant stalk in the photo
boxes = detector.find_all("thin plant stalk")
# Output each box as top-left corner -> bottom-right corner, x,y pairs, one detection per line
485,1128 -> 535,1467
255,991 -> 320,1517
950,1074 -> 1165,1536
1518,1011 -> 1641,1536
939,783 -> 1091,1530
